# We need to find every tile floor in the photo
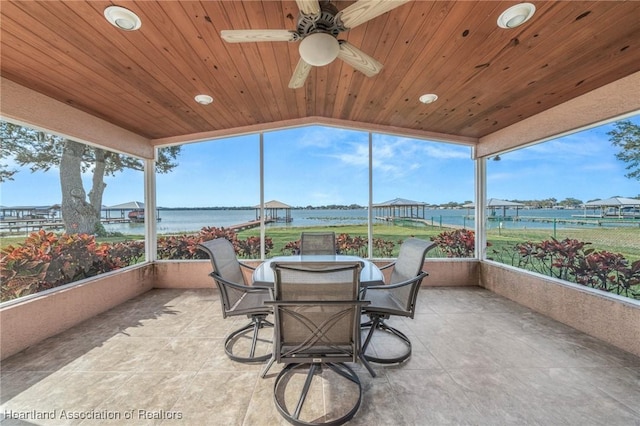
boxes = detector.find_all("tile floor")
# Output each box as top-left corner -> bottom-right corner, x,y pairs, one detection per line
1,287 -> 639,425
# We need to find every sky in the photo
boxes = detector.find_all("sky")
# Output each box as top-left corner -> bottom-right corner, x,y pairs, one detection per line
1,116 -> 639,208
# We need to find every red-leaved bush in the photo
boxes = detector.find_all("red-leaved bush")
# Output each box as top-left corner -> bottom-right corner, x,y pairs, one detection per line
430,228 -> 477,258
1,230 -> 144,302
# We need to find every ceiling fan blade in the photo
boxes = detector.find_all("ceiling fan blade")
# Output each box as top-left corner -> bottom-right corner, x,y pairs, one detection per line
295,0 -> 320,15
339,0 -> 411,29
337,41 -> 382,77
221,29 -> 297,43
288,58 -> 312,89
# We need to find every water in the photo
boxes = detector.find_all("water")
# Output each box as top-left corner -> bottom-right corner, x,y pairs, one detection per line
101,207 -> 634,235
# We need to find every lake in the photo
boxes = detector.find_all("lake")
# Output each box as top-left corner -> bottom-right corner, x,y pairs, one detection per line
101,207 -> 633,235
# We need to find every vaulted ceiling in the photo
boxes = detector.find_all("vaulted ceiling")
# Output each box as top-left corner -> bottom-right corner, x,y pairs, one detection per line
1,1 -> 639,144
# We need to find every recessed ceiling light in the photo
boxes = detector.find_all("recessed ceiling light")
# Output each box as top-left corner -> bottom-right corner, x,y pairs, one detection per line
194,94 -> 214,105
419,94 -> 438,104
497,3 -> 536,29
104,6 -> 142,31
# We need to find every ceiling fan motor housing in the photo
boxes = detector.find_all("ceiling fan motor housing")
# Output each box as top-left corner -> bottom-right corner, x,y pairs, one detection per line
296,1 -> 345,38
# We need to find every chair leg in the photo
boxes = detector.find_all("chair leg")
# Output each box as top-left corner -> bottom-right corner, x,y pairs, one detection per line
260,354 -> 276,378
273,363 -> 362,426
225,314 -> 273,363
361,315 -> 412,364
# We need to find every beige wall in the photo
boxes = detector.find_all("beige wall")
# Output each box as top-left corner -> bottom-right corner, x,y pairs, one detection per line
152,259 -> 479,290
0,265 -> 154,360
0,77 -> 153,159
479,261 -> 640,357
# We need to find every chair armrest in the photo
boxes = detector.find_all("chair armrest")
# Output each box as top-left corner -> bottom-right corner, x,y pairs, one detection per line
210,271 -> 271,294
361,271 -> 428,296
378,261 -> 396,271
239,262 -> 256,272
266,300 -> 370,308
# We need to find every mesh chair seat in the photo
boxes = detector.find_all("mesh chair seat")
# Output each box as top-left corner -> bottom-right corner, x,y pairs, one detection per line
198,238 -> 273,363
362,290 -> 406,316
232,291 -> 272,314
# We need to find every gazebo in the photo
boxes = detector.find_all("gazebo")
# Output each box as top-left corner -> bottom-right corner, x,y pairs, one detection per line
584,197 -> 640,217
254,200 -> 292,223
463,198 -> 525,219
372,198 -> 428,221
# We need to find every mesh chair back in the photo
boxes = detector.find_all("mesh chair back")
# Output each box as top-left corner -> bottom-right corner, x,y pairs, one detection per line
388,238 -> 434,312
198,238 -> 247,315
299,232 -> 336,255
270,261 -> 363,364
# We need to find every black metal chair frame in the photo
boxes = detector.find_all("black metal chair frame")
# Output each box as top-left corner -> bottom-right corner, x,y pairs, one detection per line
361,270 -> 428,363
266,261 -> 370,426
198,239 -> 274,363
360,238 -> 435,364
209,270 -> 274,362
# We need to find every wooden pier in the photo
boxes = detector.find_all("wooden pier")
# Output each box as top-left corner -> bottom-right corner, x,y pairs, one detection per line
1,217 -> 137,234
227,218 -> 275,232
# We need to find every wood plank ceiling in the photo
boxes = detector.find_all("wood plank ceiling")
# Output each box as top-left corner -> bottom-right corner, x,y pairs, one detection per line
1,1 -> 639,141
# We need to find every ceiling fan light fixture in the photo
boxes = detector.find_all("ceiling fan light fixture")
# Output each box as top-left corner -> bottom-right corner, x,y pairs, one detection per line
194,94 -> 213,105
298,33 -> 340,66
104,6 -> 141,31
419,94 -> 438,104
497,3 -> 536,28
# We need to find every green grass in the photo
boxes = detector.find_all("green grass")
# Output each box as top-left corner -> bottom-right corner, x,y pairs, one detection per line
3,224 -> 638,262
487,227 -> 640,262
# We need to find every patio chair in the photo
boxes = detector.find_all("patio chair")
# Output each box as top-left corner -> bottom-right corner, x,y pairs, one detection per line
361,237 -> 435,364
198,238 -> 273,363
299,231 -> 336,255
266,261 -> 371,426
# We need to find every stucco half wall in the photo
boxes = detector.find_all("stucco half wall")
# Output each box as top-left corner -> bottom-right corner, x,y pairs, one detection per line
152,259 -> 479,289
479,261 -> 640,357
0,265 -> 154,360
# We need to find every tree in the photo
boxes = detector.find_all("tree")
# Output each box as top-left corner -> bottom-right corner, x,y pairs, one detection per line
0,122 -> 181,234
608,120 -> 640,181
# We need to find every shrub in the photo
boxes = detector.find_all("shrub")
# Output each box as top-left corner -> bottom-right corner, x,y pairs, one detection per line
492,237 -> 640,300
156,227 -> 272,259
0,230 -> 144,302
431,229 -> 476,258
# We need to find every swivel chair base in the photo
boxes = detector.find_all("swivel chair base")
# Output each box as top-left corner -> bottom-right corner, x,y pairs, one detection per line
224,314 -> 273,363
361,314 -> 411,364
274,362 -> 362,426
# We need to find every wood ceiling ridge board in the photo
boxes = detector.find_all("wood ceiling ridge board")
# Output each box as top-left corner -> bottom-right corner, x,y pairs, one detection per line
132,2 -> 240,129
0,24 -> 158,133
18,2 -> 195,133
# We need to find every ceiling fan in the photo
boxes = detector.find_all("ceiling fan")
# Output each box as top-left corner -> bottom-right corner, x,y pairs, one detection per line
221,0 -> 410,89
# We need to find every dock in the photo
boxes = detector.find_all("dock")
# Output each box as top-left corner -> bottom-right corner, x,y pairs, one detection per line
1,217 -> 139,235
227,218 -> 275,232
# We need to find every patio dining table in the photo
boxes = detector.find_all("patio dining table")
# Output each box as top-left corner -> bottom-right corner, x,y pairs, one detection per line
252,254 -> 385,287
